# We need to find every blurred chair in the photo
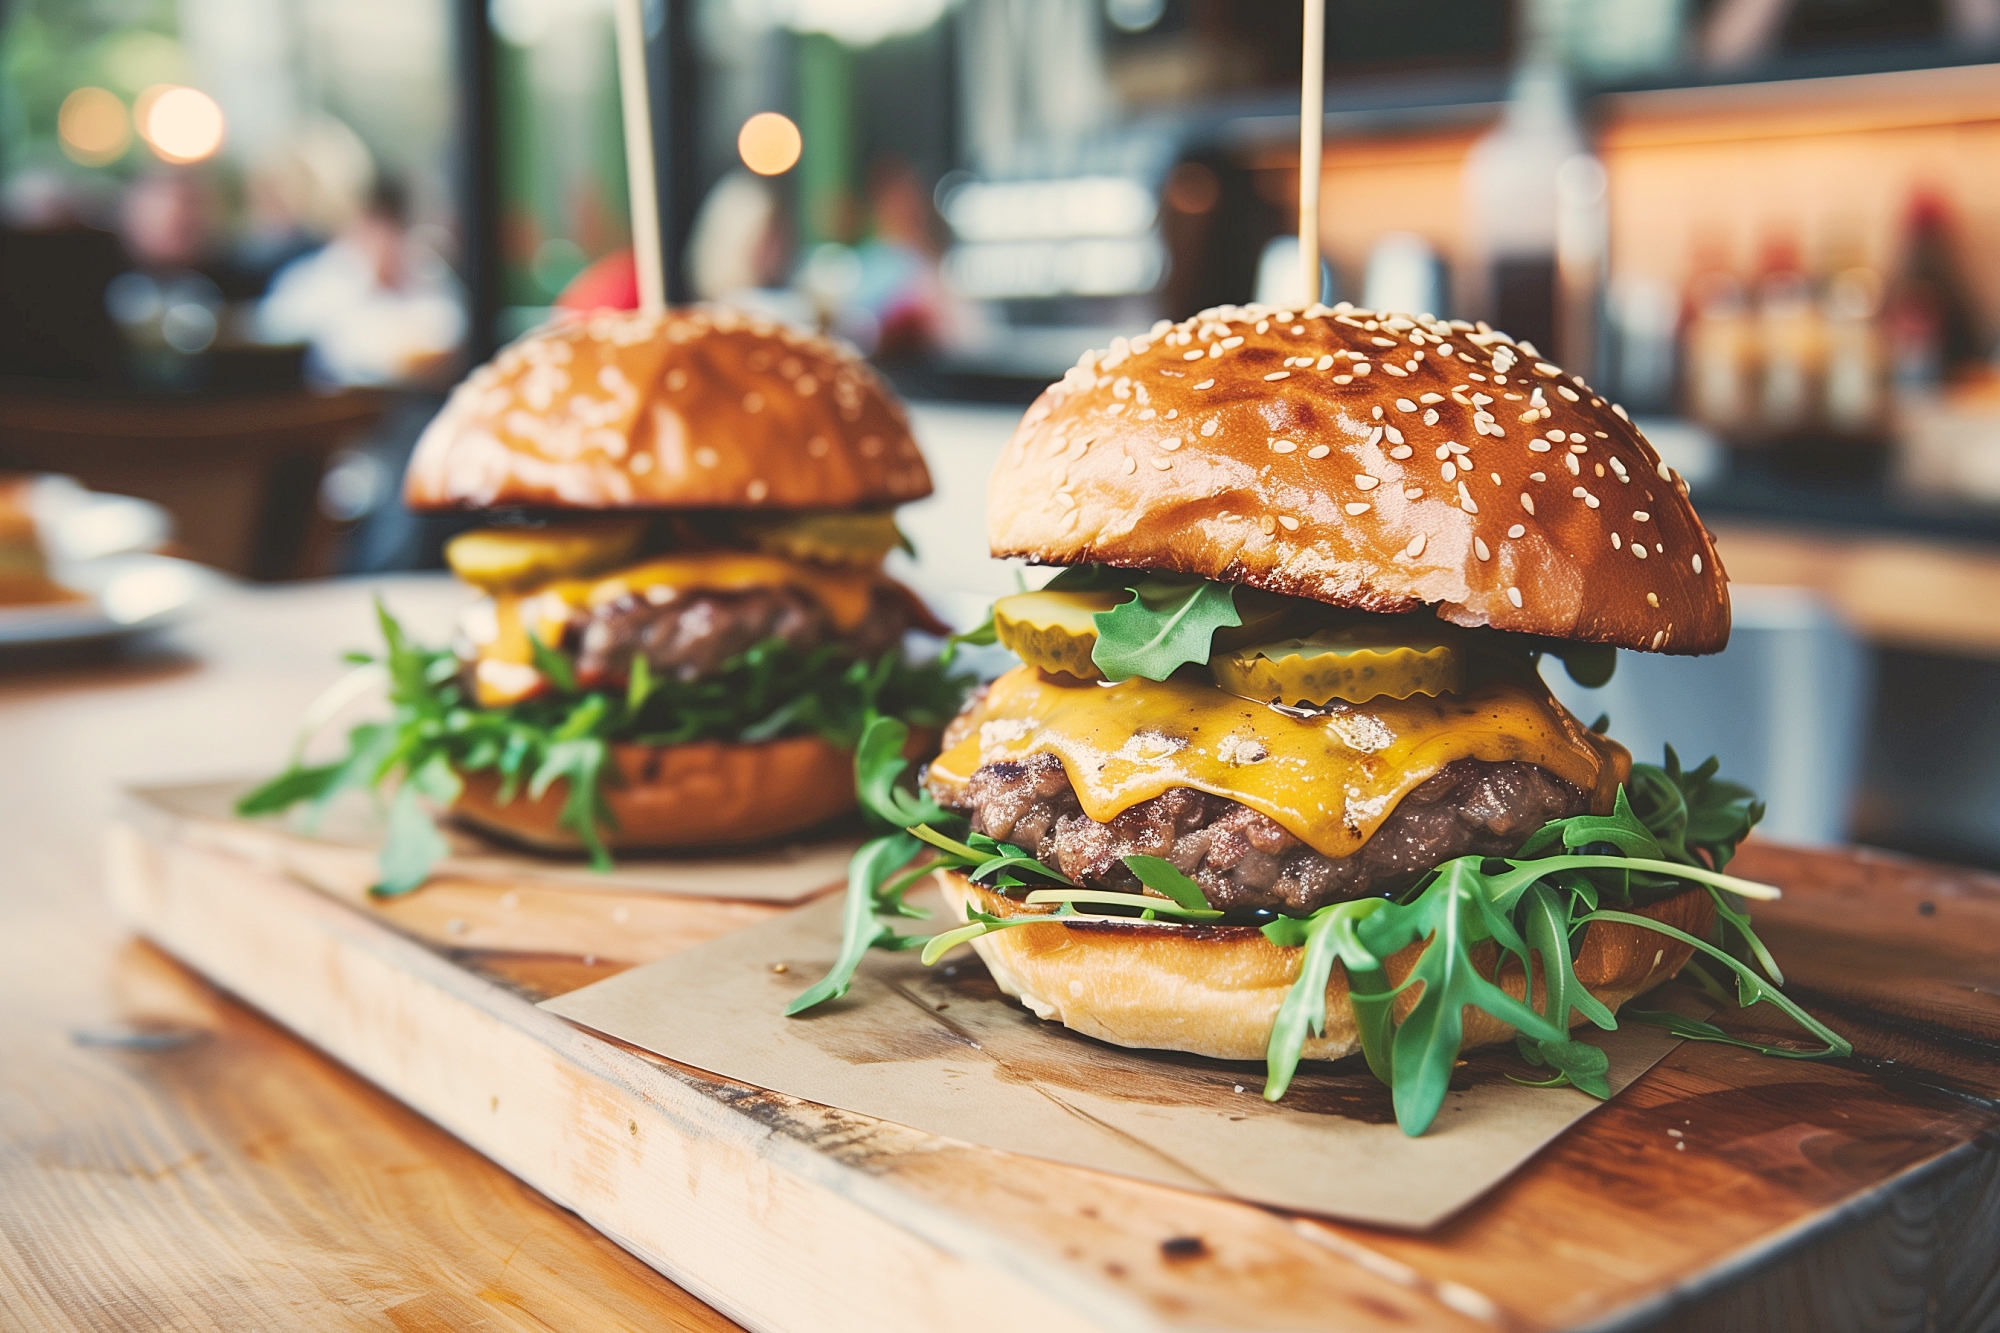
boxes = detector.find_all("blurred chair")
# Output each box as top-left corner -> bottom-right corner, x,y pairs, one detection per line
0,387 -> 385,581
1544,585 -> 1871,846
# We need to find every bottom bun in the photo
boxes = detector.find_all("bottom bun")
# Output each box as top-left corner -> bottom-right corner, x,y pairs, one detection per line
453,734 -> 856,852
939,871 -> 1713,1063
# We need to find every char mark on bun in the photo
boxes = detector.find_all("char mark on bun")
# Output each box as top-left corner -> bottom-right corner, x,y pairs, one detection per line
790,302 -> 1848,1139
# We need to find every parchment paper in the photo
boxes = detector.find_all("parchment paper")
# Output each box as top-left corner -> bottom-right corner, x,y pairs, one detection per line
139,781 -> 856,905
543,886 -> 1704,1228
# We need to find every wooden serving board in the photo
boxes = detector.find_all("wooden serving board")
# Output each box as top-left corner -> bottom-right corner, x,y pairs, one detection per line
108,784 -> 2000,1333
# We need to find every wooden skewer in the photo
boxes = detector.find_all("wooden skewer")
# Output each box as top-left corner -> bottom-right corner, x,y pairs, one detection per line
613,0 -> 667,315
1299,0 -> 1326,306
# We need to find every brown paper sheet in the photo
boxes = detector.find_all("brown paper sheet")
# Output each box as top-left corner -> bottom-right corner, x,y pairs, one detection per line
141,781 -> 855,905
543,886 -> 1704,1228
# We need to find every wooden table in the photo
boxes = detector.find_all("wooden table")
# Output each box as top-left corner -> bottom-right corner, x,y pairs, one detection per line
7,575 -> 1999,1331
0,576 -> 738,1331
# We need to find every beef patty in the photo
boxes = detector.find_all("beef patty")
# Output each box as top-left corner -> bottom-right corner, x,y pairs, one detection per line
568,582 -> 917,687
931,752 -> 1590,914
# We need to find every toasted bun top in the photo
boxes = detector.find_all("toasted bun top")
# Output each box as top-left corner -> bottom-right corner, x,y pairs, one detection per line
989,304 -> 1728,654
405,306 -> 932,513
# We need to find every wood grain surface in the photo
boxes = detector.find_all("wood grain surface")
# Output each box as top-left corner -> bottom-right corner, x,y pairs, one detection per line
10,575 -> 2000,1332
0,578 -> 741,1332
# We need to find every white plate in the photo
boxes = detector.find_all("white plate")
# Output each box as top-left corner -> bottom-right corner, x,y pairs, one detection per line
0,553 -> 218,647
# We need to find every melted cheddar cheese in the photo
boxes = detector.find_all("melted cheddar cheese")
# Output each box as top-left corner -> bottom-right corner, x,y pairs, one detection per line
460,552 -> 886,707
926,665 -> 1628,859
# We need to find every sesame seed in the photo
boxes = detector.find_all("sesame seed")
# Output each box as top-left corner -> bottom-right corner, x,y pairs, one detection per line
1307,444 -> 1330,458
1372,336 -> 1397,347
1390,445 -> 1413,459
1632,543 -> 1648,559
1396,398 -> 1417,412
1333,374 -> 1354,384
1385,426 -> 1405,445
1557,385 -> 1579,401
1153,458 -> 1173,470
1123,457 -> 1137,474
1534,362 -> 1562,377
1260,515 -> 1276,534
1507,524 -> 1525,538
1420,393 -> 1444,404
1344,502 -> 1372,515
1201,419 -> 1219,437
1372,405 -> 1385,420
1423,409 -> 1440,426
1353,363 -> 1372,375
1652,630 -> 1666,649
1546,429 -> 1565,441
1633,510 -> 1650,521
1271,438 -> 1297,453
1530,472 -> 1547,482
1565,454 -> 1581,476
1161,436 -> 1183,451
1656,543 -> 1664,553
1458,483 -> 1478,513
1264,371 -> 1291,381
1183,350 -> 1204,361
1194,378 -> 1215,390
1278,515 -> 1300,531
1507,586 -> 1523,607
1529,440 -> 1552,453
1520,493 -> 1535,514
1596,463 -> 1605,477
1406,534 -> 1427,557
1613,403 -> 1630,421
1315,355 -> 1334,370
1256,320 -> 1270,333
1404,486 -> 1424,499
1647,593 -> 1660,607
1442,462 -> 1458,482
1220,335 -> 1244,349
1612,533 -> 1621,548
1291,324 -> 1305,335
1355,474 -> 1379,490
1475,537 -> 1491,560
1692,554 -> 1704,573
694,446 -> 720,468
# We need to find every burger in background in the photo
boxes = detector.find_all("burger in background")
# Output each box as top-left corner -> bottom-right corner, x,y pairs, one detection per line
242,305 -> 967,889
790,302 -> 1847,1136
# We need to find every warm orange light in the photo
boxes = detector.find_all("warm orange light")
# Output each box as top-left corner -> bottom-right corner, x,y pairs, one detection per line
737,112 -> 802,177
57,87 -> 130,166
137,85 -> 224,164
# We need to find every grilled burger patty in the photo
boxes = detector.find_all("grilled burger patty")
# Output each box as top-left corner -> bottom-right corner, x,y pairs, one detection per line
568,582 -> 918,687
932,752 -> 1589,914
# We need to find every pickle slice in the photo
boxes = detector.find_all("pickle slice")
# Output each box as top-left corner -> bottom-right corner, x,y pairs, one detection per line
1210,586 -> 1303,652
992,589 -> 1125,679
741,511 -> 904,568
1211,622 -> 1464,705
446,520 -> 647,591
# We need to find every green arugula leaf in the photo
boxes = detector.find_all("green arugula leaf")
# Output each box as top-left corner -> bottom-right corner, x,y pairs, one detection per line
856,715 -> 950,829
372,753 -> 461,896
1089,577 -> 1242,682
1263,898 -> 1388,1097
785,832 -> 920,1014
1120,856 -> 1210,911
1509,1038 -> 1612,1097
235,762 -> 344,816
1020,888 -> 1220,919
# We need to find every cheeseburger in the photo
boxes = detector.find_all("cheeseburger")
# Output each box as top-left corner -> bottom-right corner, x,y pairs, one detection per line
245,305 -> 963,879
793,301 -> 1838,1134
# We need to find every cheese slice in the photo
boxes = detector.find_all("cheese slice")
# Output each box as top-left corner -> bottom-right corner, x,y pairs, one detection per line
926,665 -> 1627,859
461,551 -> 886,707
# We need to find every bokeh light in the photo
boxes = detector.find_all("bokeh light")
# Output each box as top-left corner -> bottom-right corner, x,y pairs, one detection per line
737,112 -> 802,177
57,88 -> 131,167
137,85 -> 225,165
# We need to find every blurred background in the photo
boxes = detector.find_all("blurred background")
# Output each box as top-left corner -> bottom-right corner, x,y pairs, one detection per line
6,0 -> 2000,865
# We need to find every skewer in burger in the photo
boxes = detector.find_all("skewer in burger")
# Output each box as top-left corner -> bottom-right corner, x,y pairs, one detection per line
242,306 -> 966,888
791,302 -> 1846,1136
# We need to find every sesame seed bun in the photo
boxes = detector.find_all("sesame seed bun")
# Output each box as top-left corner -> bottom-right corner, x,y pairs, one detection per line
405,306 -> 932,513
939,870 -> 1713,1063
989,303 -> 1728,654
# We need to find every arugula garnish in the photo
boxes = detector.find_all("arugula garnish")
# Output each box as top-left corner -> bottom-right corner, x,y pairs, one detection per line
239,600 -> 967,896
1089,577 -> 1243,681
792,724 -> 1849,1136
